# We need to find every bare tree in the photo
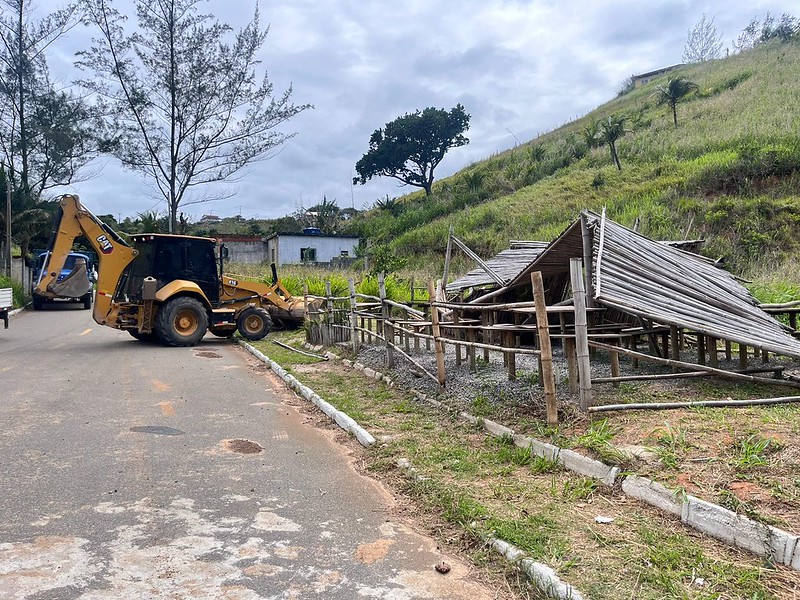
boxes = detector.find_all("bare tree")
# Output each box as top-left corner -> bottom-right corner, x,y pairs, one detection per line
683,14 -> 724,63
78,0 -> 311,232
733,16 -> 761,53
0,0 -> 95,198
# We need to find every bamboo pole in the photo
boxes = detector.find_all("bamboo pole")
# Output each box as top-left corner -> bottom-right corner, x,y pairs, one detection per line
442,225 -> 454,297
580,214 -> 595,308
467,328 -> 476,372
709,336 -> 718,368
739,344 -> 748,369
570,258 -> 592,411
379,274 -> 394,368
532,271 -> 558,425
565,337 -> 578,394
453,310 -> 462,366
589,396 -> 800,413
589,340 -> 800,390
428,281 -> 446,391
348,279 -> 359,355
504,331 -> 516,380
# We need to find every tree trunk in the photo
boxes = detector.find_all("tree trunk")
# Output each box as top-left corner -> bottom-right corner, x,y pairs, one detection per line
671,102 -> 678,128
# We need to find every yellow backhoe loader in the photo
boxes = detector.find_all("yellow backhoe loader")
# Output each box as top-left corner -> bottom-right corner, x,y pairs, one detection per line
34,194 -> 309,346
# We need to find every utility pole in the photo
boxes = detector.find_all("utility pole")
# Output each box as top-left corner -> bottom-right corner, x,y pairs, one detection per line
4,168 -> 11,278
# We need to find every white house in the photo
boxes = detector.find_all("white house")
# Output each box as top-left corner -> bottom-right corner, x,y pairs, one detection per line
265,229 -> 360,266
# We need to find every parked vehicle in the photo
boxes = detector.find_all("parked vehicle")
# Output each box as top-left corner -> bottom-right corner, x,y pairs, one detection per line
0,287 -> 11,329
34,194 -> 310,346
32,251 -> 96,310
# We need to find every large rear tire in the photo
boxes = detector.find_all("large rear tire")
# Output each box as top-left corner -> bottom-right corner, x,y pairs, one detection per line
236,307 -> 272,341
155,296 -> 209,347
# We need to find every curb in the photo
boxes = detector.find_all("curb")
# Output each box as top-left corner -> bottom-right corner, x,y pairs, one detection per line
243,342 -> 585,597
8,307 -> 24,318
355,361 -> 800,571
395,458 -> 584,600
237,339 -> 375,448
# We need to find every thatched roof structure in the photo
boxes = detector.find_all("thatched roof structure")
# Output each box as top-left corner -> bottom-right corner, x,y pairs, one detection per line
502,211 -> 800,359
446,241 -> 548,293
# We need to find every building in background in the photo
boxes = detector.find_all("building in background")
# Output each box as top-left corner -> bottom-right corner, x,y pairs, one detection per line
265,229 -> 360,266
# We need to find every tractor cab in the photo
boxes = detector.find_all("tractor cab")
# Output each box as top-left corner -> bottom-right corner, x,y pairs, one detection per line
118,234 -> 220,304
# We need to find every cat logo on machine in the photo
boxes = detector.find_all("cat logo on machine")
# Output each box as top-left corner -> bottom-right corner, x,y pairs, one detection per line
96,234 -> 114,254
227,279 -> 238,286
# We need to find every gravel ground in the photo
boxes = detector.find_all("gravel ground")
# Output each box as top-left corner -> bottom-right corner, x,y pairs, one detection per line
352,338 -> 800,421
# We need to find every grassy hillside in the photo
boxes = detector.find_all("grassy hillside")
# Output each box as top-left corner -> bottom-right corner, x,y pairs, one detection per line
344,40 -> 800,294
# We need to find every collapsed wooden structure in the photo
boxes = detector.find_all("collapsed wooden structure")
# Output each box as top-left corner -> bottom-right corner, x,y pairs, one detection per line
305,210 -> 800,418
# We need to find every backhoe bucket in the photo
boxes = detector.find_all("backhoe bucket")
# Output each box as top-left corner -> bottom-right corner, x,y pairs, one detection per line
48,261 -> 92,298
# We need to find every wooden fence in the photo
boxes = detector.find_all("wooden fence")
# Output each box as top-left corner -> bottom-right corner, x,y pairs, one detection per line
301,258 -> 800,416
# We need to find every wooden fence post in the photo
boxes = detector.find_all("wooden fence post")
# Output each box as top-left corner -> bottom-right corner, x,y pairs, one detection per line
532,271 -> 558,425
428,280 -> 446,391
569,258 -> 592,411
453,310 -> 462,367
348,278 -> 359,355
379,273 -> 394,368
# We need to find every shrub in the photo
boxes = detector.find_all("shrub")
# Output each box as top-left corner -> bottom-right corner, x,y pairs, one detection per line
0,275 -> 27,308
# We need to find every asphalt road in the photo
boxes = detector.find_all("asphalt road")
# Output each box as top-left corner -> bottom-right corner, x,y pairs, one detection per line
0,306 -> 493,599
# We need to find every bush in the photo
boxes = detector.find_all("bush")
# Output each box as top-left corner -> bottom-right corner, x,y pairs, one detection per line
0,275 -> 27,308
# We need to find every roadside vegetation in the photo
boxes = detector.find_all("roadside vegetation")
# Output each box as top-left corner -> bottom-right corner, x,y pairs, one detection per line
341,39 -> 800,286
248,329 -> 800,599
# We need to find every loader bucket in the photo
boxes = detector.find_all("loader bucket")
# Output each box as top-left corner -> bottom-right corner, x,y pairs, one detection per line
48,260 -> 92,298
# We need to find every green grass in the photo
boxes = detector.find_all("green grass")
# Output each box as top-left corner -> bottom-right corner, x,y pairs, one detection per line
0,274 -> 27,308
336,40 -> 800,287
249,329 -> 784,599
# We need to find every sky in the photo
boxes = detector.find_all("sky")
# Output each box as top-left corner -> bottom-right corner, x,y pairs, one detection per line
30,0 -> 791,222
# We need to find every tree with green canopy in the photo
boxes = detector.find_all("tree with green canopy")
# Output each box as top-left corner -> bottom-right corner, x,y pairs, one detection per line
653,77 -> 698,128
599,115 -> 628,171
353,104 -> 470,196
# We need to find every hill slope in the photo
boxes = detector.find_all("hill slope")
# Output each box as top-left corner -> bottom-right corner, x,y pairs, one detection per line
344,40 -> 800,296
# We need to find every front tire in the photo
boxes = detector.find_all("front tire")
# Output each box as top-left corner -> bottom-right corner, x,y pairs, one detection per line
155,296 -> 209,347
82,293 -> 92,310
236,307 -> 272,341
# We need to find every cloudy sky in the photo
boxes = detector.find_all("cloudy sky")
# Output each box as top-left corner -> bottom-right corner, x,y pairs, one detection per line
32,0 -> 789,221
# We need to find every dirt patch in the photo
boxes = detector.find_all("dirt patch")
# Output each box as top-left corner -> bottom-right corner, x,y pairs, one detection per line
195,351 -> 222,359
353,539 -> 394,564
222,439 -> 263,454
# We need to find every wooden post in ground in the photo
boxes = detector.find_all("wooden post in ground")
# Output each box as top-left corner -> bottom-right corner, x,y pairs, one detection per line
453,310 -> 462,367
504,331 -> 516,380
739,344 -> 748,370
697,334 -> 706,366
379,273 -> 394,368
725,340 -> 732,361
348,279 -> 359,355
631,335 -> 638,368
324,281 -> 333,346
565,338 -> 578,395
482,312 -> 490,363
424,304 -> 431,351
532,271 -> 558,425
670,326 -> 680,372
708,336 -> 718,368
610,340 -> 620,387
467,328 -> 476,372
304,283 -> 311,343
428,281 -> 446,391
570,258 -> 592,411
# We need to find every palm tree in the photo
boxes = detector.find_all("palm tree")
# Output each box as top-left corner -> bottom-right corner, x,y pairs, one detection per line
599,115 -> 628,170
653,77 -> 698,128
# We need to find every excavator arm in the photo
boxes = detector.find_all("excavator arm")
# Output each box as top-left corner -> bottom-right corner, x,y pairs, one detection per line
34,195 -> 139,325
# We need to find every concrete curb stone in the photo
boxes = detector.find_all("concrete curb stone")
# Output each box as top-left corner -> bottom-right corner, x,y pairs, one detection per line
349,361 -> 800,571
237,340 -> 375,448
